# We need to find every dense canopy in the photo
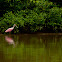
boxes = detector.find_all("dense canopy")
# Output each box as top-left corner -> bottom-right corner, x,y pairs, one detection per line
0,0 -> 62,33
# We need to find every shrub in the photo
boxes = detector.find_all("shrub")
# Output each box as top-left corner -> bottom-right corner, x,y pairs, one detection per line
0,0 -> 62,33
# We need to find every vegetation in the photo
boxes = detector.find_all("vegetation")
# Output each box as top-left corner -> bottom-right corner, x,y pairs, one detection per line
0,0 -> 62,33
49,0 -> 62,7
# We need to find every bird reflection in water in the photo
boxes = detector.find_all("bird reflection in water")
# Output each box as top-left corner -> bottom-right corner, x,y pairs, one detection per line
5,36 -> 15,47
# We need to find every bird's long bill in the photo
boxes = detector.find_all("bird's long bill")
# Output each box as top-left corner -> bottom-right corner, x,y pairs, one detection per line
16,25 -> 18,28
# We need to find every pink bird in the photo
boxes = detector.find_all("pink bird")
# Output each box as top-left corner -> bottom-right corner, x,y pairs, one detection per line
5,24 -> 18,33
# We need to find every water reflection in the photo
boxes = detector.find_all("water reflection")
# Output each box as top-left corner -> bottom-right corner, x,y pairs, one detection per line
5,36 -> 16,47
5,36 -> 14,45
0,34 -> 62,62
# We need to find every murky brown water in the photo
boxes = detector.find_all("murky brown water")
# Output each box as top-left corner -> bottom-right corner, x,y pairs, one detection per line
0,33 -> 62,62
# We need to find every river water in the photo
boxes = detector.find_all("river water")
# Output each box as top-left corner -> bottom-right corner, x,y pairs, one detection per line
0,33 -> 62,62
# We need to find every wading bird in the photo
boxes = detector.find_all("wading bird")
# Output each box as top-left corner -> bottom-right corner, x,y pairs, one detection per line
5,24 -> 18,33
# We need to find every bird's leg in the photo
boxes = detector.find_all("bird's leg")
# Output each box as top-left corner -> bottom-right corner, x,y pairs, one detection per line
9,32 -> 11,36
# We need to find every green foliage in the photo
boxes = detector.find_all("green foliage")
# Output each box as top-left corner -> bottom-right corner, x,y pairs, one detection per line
47,7 -> 62,31
0,0 -> 62,33
49,0 -> 62,7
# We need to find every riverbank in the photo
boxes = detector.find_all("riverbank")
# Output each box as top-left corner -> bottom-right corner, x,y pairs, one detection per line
0,33 -> 62,36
